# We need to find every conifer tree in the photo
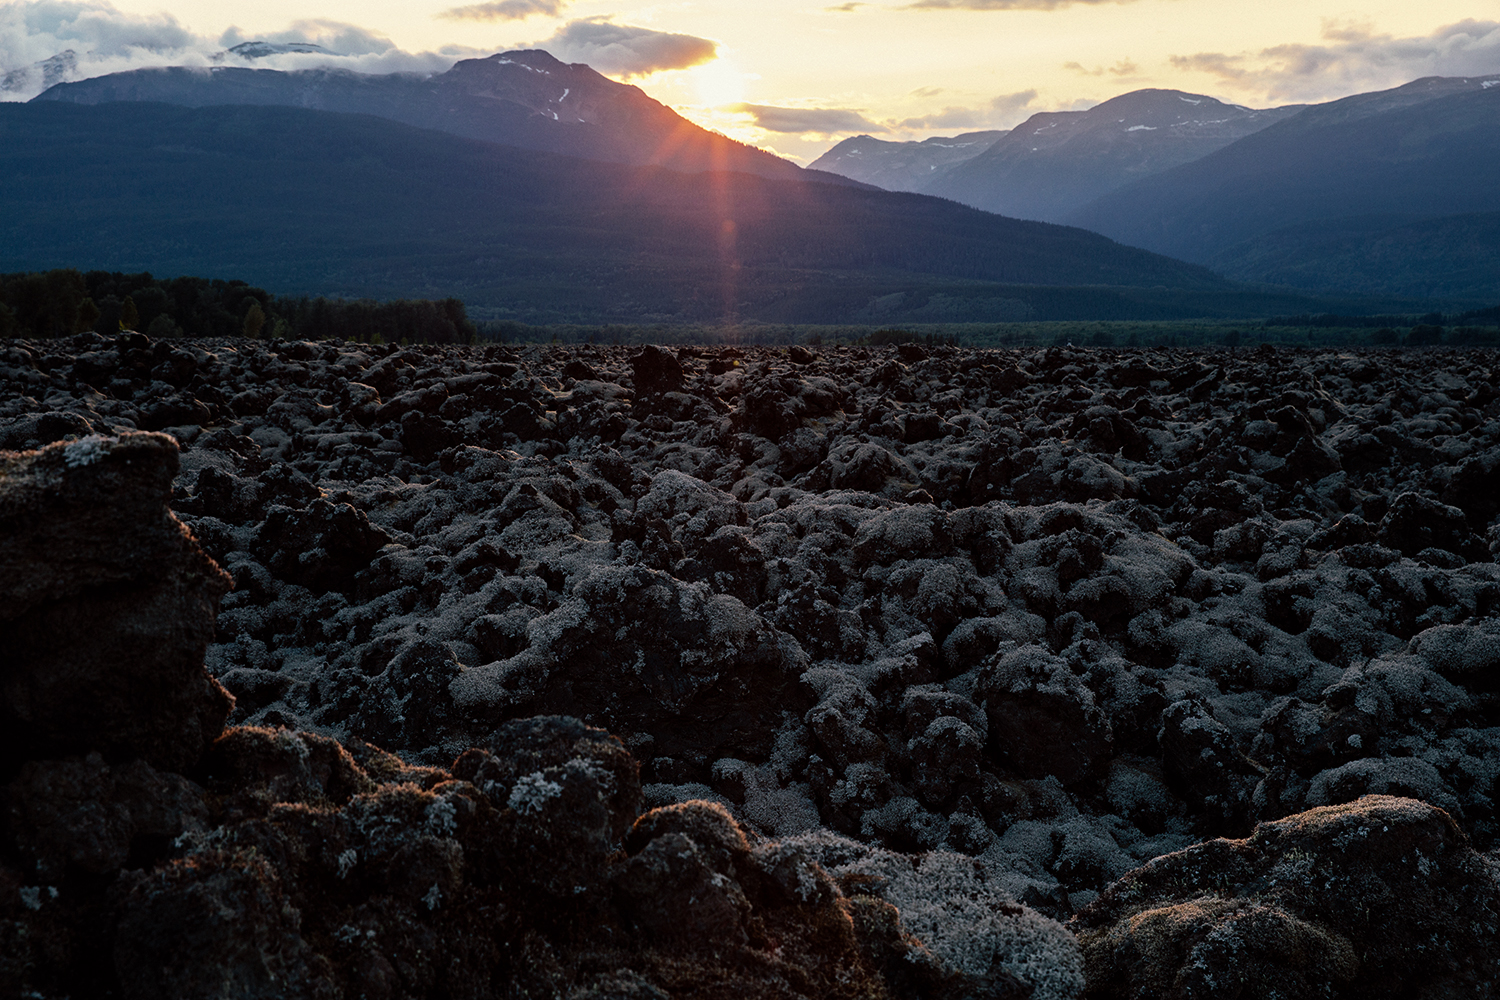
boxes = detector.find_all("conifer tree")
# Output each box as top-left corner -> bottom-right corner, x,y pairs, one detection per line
243,300 -> 266,339
119,295 -> 139,331
76,297 -> 100,332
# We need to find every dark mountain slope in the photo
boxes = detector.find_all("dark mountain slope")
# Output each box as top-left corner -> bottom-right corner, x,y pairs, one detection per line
32,49 -> 839,185
0,101 -> 1256,323
1208,212 -> 1500,301
918,89 -> 1299,221
1242,73 -> 1500,137
1072,79 -> 1500,266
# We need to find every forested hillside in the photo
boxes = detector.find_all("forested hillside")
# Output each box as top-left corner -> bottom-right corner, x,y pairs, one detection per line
0,269 -> 475,343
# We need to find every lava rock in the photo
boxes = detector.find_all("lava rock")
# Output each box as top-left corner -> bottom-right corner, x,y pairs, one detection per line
255,498 -> 390,593
0,433 -> 233,771
1071,796 -> 1500,999
975,644 -> 1113,786
1377,491 -> 1484,561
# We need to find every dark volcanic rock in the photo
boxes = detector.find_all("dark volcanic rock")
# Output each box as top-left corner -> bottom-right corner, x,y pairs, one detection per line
113,849 -> 330,1000
1157,698 -> 1263,830
1071,796 -> 1500,999
976,644 -> 1113,786
255,497 -> 390,592
6,753 -> 208,878
1377,491 -> 1484,561
452,565 -> 810,762
0,432 -> 232,772
454,715 -> 641,897
4,335 -> 1500,998
630,345 -> 685,397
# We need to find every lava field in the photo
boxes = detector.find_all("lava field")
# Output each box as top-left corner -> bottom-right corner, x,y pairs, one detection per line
3,334 -> 1498,998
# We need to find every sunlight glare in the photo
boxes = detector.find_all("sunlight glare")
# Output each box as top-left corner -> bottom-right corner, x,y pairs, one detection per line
688,59 -> 748,108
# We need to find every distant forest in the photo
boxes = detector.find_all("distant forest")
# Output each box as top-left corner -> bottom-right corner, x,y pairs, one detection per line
3,268 -> 1496,350
0,269 -> 476,344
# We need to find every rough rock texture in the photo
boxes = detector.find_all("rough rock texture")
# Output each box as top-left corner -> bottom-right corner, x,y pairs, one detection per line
1071,795 -> 1500,998
4,717 -> 1085,999
3,335 -> 1500,997
0,432 -> 233,772
0,423 -> 1077,1000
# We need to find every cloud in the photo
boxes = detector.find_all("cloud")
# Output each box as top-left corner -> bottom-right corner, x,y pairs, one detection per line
896,88 -> 1037,130
907,0 -> 1145,9
990,88 -> 1039,116
1169,52 -> 1245,79
537,18 -> 716,78
733,103 -> 886,135
0,0 -> 191,70
897,106 -> 983,129
1063,58 -> 1139,77
0,1 -> 476,100
825,2 -> 865,10
1170,18 -> 1500,102
0,0 -> 202,96
438,0 -> 567,23
220,20 -> 395,56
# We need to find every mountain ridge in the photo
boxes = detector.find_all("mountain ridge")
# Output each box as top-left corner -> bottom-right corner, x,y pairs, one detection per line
1070,80 -> 1500,268
924,89 -> 1302,222
32,49 -> 847,185
806,89 -> 1301,222
0,100 -> 1304,325
808,130 -> 1007,192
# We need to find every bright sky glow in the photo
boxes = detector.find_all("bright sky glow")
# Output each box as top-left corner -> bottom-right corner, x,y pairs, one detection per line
5,0 -> 1498,162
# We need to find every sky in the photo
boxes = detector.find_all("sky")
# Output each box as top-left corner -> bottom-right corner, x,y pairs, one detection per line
3,0 -> 1499,162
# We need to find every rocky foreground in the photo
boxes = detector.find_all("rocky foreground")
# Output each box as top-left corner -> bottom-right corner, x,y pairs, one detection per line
2,334 -> 1499,997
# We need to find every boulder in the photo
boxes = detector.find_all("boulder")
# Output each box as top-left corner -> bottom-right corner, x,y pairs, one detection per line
1072,796 -> 1500,999
254,498 -> 390,593
0,433 -> 233,772
974,645 -> 1113,786
451,566 -> 809,761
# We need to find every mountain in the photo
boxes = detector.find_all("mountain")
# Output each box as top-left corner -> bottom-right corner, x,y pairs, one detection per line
0,100 -> 1350,326
1230,74 -> 1500,138
1,50 -> 78,98
807,130 -> 1006,192
913,90 -> 1300,220
1070,77 -> 1500,299
1208,213 -> 1500,302
218,42 -> 335,60
32,49 -> 829,184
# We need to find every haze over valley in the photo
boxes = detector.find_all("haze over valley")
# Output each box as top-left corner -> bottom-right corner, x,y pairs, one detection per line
3,0 -> 1499,315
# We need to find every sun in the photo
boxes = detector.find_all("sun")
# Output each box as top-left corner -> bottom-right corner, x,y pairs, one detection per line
686,58 -> 748,108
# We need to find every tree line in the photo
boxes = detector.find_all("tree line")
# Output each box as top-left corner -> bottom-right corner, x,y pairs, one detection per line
0,269 -> 477,345
1261,309 -> 1500,347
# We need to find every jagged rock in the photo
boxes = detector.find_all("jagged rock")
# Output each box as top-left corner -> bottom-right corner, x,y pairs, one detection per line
200,726 -> 378,821
1377,491 -> 1484,560
1071,796 -> 1500,999
0,410 -> 96,450
630,345 -> 685,397
137,392 -> 212,431
1441,447 -> 1500,529
113,850 -> 334,1000
615,830 -> 754,948
974,644 -> 1113,786
4,336 -> 1500,999
454,715 -> 641,898
6,753 -> 208,878
0,433 -> 232,771
255,498 -> 390,593
452,566 -> 810,761
1157,698 -> 1263,830
803,439 -> 920,494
